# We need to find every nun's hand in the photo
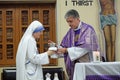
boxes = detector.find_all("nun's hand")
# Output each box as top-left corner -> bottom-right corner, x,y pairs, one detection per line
47,50 -> 56,56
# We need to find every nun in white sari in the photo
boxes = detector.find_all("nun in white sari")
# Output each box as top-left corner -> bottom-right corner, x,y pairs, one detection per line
16,20 -> 55,80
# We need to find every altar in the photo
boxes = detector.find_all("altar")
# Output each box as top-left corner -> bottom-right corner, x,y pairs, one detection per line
73,62 -> 120,80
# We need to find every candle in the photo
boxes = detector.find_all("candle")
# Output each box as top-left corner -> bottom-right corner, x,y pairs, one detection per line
93,51 -> 100,62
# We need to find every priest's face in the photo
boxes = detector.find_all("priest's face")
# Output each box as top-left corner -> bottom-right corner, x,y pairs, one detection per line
66,16 -> 80,29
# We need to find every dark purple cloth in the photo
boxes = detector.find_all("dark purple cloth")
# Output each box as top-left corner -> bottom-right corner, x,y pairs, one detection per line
86,75 -> 120,80
60,22 -> 99,80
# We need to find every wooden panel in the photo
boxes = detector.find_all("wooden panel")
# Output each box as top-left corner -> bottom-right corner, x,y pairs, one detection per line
0,10 -> 3,63
5,9 -> 16,65
0,9 -> 5,65
0,8 -> 16,66
0,3 -> 57,66
19,8 -> 30,37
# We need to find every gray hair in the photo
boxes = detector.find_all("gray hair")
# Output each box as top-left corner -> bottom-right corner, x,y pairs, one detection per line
64,9 -> 80,19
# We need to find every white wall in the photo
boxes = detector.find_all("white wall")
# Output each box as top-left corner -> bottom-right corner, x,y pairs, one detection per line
115,0 -> 120,61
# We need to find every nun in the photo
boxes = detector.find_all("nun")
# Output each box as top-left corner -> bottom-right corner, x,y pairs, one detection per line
16,20 -> 56,80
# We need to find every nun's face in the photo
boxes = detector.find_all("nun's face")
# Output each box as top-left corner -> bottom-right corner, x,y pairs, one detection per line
33,31 -> 43,39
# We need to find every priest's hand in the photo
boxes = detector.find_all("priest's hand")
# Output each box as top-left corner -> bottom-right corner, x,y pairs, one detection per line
57,48 -> 67,54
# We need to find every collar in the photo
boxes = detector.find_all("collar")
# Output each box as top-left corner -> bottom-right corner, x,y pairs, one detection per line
74,22 -> 82,31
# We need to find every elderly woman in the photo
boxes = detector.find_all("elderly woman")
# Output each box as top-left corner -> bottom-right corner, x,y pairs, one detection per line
16,20 -> 55,80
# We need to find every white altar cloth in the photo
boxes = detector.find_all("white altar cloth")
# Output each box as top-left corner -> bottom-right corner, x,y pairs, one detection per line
73,62 -> 120,80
